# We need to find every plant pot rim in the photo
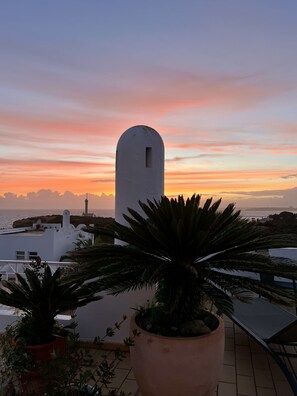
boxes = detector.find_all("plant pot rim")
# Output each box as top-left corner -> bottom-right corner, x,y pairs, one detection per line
23,335 -> 66,349
13,334 -> 65,348
131,311 -> 224,341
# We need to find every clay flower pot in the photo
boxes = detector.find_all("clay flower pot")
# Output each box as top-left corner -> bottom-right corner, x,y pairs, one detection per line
20,336 -> 67,395
130,313 -> 225,396
23,335 -> 67,363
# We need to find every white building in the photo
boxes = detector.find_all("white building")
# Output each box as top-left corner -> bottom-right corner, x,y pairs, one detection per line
0,210 -> 92,262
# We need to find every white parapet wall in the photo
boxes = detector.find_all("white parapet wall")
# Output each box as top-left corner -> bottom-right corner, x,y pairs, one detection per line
1,249 -> 296,341
269,248 -> 297,284
0,260 -> 155,342
75,287 -> 155,343
269,247 -> 297,260
0,306 -> 72,334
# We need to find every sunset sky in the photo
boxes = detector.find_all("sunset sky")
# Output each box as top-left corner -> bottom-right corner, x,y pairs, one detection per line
1,1 -> 297,209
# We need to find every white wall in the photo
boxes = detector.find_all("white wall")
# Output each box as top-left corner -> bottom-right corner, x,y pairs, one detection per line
269,248 -> 297,260
53,227 -> 77,261
0,226 -> 92,262
0,231 -> 55,261
76,288 -> 155,343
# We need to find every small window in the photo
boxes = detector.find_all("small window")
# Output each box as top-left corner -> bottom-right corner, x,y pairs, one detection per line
29,251 -> 38,260
16,251 -> 25,260
146,147 -> 152,168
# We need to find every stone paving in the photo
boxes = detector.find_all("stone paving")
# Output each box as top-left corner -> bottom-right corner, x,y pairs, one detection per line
91,316 -> 295,396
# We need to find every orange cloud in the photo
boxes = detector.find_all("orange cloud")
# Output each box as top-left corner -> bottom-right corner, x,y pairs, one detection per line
0,175 -> 115,197
0,111 -> 125,138
165,168 -> 297,196
0,158 -> 115,196
163,131 -> 297,156
1,68 -> 295,201
166,168 -> 296,181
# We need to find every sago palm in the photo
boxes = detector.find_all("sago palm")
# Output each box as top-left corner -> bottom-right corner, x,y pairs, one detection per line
0,266 -> 102,344
71,194 -> 297,330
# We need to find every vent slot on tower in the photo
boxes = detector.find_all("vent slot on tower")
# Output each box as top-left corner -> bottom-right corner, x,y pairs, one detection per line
146,147 -> 152,168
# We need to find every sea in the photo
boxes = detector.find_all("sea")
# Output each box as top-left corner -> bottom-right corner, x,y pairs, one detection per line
0,209 -> 115,229
0,208 -> 297,229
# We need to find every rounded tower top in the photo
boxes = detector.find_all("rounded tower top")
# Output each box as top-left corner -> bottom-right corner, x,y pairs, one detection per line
116,125 -> 163,149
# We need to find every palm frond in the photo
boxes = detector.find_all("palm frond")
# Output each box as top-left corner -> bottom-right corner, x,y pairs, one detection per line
0,266 -> 103,344
208,271 -> 296,306
201,253 -> 297,279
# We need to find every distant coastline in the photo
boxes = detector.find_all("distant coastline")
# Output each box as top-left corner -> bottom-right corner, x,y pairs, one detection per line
241,207 -> 297,211
240,208 -> 297,220
0,209 -> 115,229
1,207 -> 297,229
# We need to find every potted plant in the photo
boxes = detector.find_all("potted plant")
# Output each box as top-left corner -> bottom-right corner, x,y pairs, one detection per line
71,194 -> 297,396
0,262 -> 102,395
0,315 -> 136,395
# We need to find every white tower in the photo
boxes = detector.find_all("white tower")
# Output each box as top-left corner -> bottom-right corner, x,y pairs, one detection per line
115,125 -> 164,225
76,126 -> 165,342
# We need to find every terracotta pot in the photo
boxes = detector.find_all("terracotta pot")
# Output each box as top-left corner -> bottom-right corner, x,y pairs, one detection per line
130,313 -> 224,396
20,336 -> 67,395
23,335 -> 67,363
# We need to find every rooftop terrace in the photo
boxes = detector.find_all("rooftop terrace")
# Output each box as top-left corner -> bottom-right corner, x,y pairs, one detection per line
0,257 -> 296,395
88,315 -> 295,396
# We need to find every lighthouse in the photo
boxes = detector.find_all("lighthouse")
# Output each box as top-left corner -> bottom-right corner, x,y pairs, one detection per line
115,125 -> 164,225
82,193 -> 94,217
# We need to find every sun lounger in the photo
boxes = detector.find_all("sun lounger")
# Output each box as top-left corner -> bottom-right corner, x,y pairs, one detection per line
228,298 -> 297,395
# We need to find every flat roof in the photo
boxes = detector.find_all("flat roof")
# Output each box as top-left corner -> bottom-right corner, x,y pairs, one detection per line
0,229 -> 45,236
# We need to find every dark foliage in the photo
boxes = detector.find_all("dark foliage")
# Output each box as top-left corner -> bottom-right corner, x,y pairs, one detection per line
257,211 -> 297,235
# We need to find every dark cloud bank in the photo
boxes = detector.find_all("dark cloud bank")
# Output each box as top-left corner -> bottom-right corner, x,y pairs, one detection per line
0,190 -> 114,210
0,187 -> 296,210
221,186 -> 297,209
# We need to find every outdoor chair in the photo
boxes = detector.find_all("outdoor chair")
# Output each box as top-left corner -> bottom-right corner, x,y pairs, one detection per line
228,298 -> 297,395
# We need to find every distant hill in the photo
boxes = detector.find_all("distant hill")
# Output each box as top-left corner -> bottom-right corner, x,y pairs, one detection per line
13,214 -> 114,229
255,211 -> 297,235
243,207 -> 297,211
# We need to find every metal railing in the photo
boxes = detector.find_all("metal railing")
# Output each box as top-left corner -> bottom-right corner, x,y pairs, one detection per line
0,259 -> 75,280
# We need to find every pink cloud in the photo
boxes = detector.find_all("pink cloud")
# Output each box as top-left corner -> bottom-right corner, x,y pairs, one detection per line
260,120 -> 297,137
166,138 -> 297,156
3,68 -> 291,121
0,158 -> 113,169
78,70 -> 290,117
165,169 -> 297,193
0,111 -> 125,138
